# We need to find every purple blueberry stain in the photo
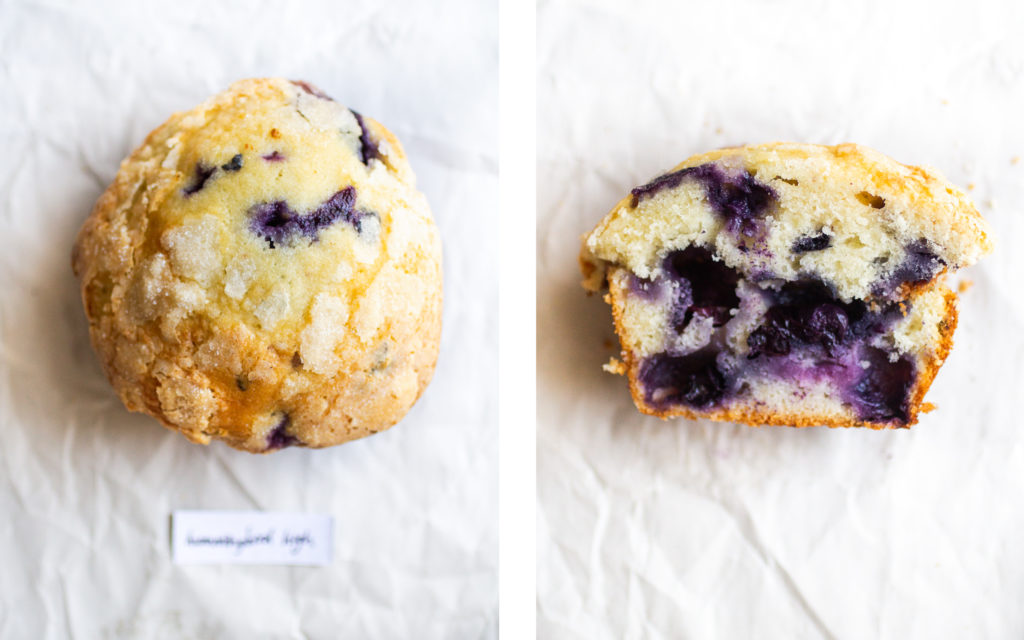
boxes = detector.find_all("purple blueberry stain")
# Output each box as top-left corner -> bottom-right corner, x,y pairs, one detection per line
639,349 -> 728,410
628,274 -> 664,301
846,347 -> 915,424
182,163 -> 215,196
262,151 -> 286,162
630,163 -> 777,237
221,154 -> 243,172
351,111 -> 381,166
792,232 -> 832,253
249,186 -> 369,248
266,413 -> 299,450
881,239 -> 945,293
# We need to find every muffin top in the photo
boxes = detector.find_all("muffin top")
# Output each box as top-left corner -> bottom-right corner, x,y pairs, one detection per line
73,78 -> 442,452
582,143 -> 993,303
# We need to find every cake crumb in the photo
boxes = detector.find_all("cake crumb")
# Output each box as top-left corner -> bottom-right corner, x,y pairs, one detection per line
603,358 -> 626,375
1012,156 -> 1020,165
958,279 -> 973,293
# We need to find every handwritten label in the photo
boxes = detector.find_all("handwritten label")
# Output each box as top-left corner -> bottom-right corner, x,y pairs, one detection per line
172,510 -> 333,566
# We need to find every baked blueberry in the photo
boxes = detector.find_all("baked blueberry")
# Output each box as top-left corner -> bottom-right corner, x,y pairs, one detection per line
631,163 -> 776,237
265,414 -> 300,450
792,232 -> 832,253
221,154 -> 243,172
182,163 -> 215,196
249,187 -> 367,248
352,111 -> 381,166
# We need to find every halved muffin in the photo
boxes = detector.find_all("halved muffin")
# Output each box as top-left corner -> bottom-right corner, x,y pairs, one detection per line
581,143 -> 992,428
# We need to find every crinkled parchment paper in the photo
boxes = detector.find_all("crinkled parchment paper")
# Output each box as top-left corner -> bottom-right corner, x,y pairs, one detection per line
537,1 -> 1024,637
0,1 -> 496,637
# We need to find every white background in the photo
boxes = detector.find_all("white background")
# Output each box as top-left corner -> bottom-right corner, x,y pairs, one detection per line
537,0 -> 1024,638
0,1 -> 497,638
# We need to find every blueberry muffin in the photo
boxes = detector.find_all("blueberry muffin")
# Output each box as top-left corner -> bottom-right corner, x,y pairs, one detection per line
73,78 -> 442,452
581,143 -> 992,428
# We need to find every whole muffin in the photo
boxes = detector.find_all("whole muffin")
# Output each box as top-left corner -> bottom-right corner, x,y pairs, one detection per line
73,78 -> 442,453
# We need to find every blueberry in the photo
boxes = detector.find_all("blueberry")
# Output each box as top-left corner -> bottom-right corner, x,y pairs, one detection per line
802,304 -> 849,355
695,165 -> 776,236
849,347 -> 915,423
792,232 -> 832,253
249,200 -> 296,249
249,186 -> 366,248
631,164 -> 777,237
772,279 -> 836,306
266,413 -> 300,450
849,302 -> 903,338
747,311 -> 796,358
747,280 -> 857,358
291,80 -> 334,101
351,111 -> 381,166
262,151 -> 285,162
891,240 -> 945,285
182,163 -> 215,196
629,168 -> 694,207
307,186 -> 366,233
662,246 -> 740,331
221,154 -> 243,172
639,349 -> 728,409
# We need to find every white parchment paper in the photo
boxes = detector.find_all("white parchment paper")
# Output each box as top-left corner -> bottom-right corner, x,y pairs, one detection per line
537,1 -> 1024,637
0,1 -> 496,637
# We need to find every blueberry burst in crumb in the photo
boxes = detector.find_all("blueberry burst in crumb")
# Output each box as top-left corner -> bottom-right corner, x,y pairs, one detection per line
633,248 -> 916,424
248,186 -> 373,248
583,144 -> 993,430
631,163 -> 776,237
265,413 -> 300,450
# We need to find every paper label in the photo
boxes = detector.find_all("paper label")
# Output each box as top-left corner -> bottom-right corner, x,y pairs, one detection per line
172,510 -> 333,566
